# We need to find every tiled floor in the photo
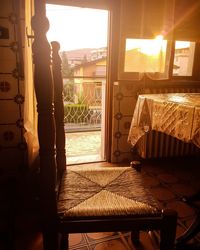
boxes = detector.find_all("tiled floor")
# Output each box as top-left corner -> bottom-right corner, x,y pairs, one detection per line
66,131 -> 103,165
4,156 -> 200,249
68,231 -> 157,250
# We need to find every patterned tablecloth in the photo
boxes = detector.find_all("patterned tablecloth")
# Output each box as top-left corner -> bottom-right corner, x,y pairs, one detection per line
128,93 -> 200,148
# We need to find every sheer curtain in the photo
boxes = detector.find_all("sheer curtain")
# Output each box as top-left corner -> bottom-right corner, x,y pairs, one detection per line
119,0 -> 175,81
24,0 -> 39,167
124,36 -> 170,80
120,0 -> 200,81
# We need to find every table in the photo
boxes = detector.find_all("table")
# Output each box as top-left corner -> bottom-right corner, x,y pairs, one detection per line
128,93 -> 200,246
128,93 -> 200,149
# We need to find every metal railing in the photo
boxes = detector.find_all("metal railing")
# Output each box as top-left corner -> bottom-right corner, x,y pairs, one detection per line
63,78 -> 105,132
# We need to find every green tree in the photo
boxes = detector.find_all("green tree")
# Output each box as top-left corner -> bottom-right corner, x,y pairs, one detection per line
63,82 -> 74,103
60,52 -> 73,78
82,54 -> 88,63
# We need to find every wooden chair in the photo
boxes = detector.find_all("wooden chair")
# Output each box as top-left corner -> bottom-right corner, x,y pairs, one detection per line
31,2 -> 177,249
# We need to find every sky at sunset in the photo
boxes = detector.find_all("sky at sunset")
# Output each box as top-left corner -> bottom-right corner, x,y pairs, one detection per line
46,4 -> 108,52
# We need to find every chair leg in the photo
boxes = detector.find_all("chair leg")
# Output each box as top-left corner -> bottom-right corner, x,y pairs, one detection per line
42,216 -> 59,250
131,230 -> 140,244
43,230 -> 59,250
60,233 -> 68,250
160,209 -> 177,250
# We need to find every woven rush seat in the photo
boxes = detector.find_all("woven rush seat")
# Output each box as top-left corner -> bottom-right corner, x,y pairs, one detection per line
58,165 -> 160,219
57,165 -> 177,250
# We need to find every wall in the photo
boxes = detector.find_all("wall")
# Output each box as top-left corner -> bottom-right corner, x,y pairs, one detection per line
111,79 -> 142,163
0,0 -> 26,172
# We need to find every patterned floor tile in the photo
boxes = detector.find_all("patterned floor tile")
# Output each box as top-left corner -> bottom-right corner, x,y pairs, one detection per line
184,217 -> 198,228
141,174 -> 160,187
157,173 -> 179,184
86,232 -> 116,241
70,246 -> 89,250
150,186 -> 175,201
170,183 -> 197,197
166,200 -> 195,218
175,223 -> 190,239
90,238 -> 129,250
142,164 -> 166,174
172,169 -> 195,182
69,234 -> 86,247
126,231 -> 157,250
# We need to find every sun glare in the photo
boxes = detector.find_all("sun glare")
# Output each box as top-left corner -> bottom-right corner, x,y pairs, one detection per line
126,35 -> 167,56
139,35 -> 166,56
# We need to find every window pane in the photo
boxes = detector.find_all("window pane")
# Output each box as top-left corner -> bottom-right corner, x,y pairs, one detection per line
124,37 -> 167,73
173,41 -> 195,76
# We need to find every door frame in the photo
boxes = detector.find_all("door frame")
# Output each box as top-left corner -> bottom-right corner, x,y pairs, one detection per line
45,0 -> 121,162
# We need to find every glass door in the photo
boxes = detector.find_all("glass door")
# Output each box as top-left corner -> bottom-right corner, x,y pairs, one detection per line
46,4 -> 109,164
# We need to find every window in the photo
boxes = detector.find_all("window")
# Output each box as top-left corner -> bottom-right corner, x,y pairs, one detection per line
124,37 -> 167,73
95,65 -> 106,77
120,36 -> 197,80
173,41 -> 195,76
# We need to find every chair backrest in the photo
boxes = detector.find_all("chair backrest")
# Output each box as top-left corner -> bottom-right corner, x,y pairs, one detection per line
31,0 -> 66,188
51,41 -> 66,178
31,2 -> 57,193
31,2 -> 67,248
31,3 -> 67,242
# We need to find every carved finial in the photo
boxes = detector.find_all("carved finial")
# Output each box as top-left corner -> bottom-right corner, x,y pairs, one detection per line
31,0 -> 50,64
51,41 -> 62,71
31,15 -> 49,34
51,41 -> 60,51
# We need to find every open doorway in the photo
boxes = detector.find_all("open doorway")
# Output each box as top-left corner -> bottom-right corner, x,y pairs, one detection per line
46,4 -> 109,165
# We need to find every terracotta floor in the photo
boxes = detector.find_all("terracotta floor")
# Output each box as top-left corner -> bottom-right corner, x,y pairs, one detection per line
4,156 -> 200,250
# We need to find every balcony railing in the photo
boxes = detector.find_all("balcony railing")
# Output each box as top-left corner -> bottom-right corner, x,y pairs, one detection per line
63,78 -> 105,132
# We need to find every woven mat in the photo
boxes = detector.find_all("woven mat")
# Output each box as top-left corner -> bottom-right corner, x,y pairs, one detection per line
58,165 -> 160,218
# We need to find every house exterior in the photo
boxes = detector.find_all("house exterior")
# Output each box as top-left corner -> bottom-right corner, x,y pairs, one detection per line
72,57 -> 106,106
173,44 -> 195,76
62,47 -> 107,67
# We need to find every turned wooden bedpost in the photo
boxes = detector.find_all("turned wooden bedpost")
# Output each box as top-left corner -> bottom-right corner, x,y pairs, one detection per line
51,41 -> 66,177
31,1 -> 58,249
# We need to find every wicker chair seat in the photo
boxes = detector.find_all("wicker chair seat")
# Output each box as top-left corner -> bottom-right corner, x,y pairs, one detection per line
58,165 -> 161,219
